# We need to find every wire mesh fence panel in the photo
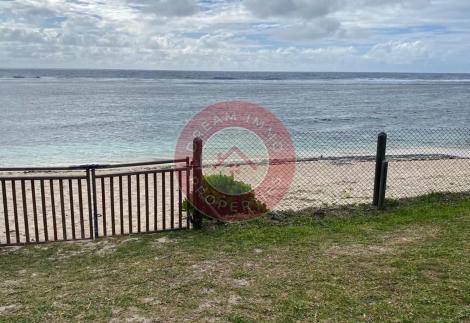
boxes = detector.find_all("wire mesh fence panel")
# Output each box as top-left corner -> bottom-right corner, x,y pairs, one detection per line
200,128 -> 470,212
279,131 -> 379,210
201,129 -> 380,211
386,129 -> 470,200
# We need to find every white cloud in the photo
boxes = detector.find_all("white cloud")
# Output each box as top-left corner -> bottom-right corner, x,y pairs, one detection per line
243,0 -> 337,19
365,40 -> 429,64
127,0 -> 199,17
243,0 -> 431,19
0,0 -> 469,72
274,18 -> 342,41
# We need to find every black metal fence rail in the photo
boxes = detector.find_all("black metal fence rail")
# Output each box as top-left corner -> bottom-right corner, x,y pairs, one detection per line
0,158 -> 191,246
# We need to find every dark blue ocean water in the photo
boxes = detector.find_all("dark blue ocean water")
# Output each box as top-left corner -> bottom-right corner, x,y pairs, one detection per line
1,69 -> 469,166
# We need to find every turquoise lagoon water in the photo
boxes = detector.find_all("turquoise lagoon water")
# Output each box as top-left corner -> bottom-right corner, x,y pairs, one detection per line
1,69 -> 470,166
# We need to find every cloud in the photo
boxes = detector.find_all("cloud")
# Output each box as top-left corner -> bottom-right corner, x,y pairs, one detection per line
0,0 -> 469,72
243,0 -> 338,19
128,0 -> 199,17
274,18 -> 341,41
0,26 -> 57,43
365,40 -> 429,64
241,0 -> 433,42
243,0 -> 431,19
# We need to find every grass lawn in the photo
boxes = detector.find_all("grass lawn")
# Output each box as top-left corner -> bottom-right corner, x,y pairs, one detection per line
1,194 -> 469,322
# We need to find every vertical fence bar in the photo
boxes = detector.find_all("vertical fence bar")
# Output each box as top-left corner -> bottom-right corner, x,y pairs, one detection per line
119,175 -> 124,235
153,172 -> 158,231
59,179 -> 66,241
69,179 -> 76,240
50,179 -> 57,241
170,171 -> 175,229
31,180 -> 39,243
101,177 -> 107,237
12,181 -> 20,243
128,175 -> 132,234
0,184 -> 1,246
378,161 -> 389,210
2,180 -> 11,245
186,157 -> 190,228
86,169 -> 94,239
110,176 -> 115,236
192,138 -> 204,229
162,172 -> 166,230
78,179 -> 85,239
40,180 -> 48,242
178,170 -> 183,229
373,132 -> 387,206
0,182 -> 2,246
91,169 -> 98,238
137,174 -> 141,233
21,179 -> 30,243
145,173 -> 149,232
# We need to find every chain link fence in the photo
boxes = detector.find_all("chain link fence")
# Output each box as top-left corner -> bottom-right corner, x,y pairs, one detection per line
386,129 -> 470,200
201,128 -> 470,211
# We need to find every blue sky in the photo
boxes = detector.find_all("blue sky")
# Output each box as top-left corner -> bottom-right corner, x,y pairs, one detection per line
0,0 -> 469,72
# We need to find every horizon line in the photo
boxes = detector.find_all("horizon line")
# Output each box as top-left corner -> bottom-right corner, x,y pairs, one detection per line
1,67 -> 470,75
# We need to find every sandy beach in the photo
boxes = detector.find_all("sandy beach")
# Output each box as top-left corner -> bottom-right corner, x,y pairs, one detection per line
1,157 -> 469,244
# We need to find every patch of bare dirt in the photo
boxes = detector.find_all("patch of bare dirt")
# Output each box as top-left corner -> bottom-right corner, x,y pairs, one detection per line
325,225 -> 439,258
325,244 -> 392,258
109,306 -> 157,323
48,239 -> 122,260
140,297 -> 162,306
0,304 -> 20,315
384,226 -> 439,245
0,246 -> 23,254
153,236 -> 177,245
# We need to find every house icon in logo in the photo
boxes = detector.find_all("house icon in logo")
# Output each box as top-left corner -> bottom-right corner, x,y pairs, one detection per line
213,146 -> 258,175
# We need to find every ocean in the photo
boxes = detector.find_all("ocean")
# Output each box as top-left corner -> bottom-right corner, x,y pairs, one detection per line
1,69 -> 470,167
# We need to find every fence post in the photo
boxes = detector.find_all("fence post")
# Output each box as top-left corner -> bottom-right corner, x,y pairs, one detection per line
373,132 -> 387,206
377,161 -> 389,209
90,168 -> 99,238
192,137 -> 204,229
86,168 -> 94,239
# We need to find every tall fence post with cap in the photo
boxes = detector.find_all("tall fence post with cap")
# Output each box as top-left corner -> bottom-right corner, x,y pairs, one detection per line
373,132 -> 387,206
192,137 -> 204,229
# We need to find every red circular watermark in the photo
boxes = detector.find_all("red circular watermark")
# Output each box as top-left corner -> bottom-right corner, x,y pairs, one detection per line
175,101 -> 296,222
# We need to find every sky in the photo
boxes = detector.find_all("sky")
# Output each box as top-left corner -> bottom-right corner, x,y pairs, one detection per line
0,0 -> 469,72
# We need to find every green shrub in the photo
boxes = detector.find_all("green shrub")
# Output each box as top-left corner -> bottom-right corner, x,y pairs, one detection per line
183,174 -> 268,220
205,173 -> 252,195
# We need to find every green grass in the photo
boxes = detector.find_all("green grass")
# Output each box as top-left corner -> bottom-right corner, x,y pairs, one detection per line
1,193 -> 469,322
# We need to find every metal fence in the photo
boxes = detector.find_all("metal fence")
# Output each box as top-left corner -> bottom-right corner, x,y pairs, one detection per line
0,159 -> 191,246
386,129 -> 470,200
202,128 -> 470,211
1,128 -> 469,246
